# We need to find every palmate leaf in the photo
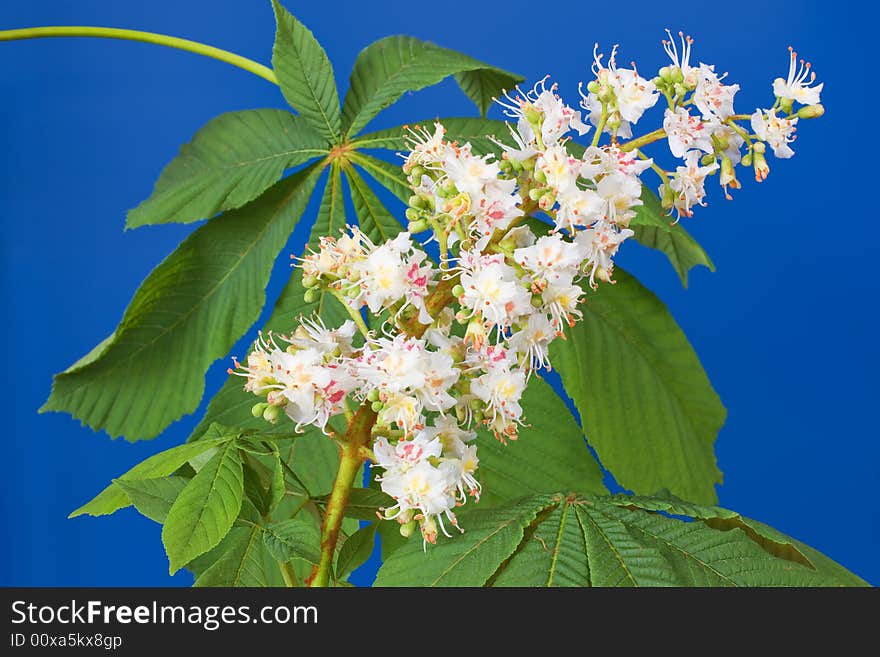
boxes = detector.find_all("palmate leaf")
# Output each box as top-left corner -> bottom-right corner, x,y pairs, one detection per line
126,111 -> 326,228
42,165 -> 322,441
335,524 -> 377,580
271,0 -> 341,143
162,440 -> 244,574
477,378 -> 607,507
186,196 -> 350,441
113,476 -> 190,524
341,36 -> 522,138
262,518 -> 322,565
375,493 -> 867,587
193,525 -> 278,587
630,187 -> 715,287
343,166 -> 405,243
551,268 -> 726,504
69,426 -> 237,518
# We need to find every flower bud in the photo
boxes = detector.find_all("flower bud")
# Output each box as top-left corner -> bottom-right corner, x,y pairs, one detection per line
251,402 -> 269,418
671,68 -> 684,84
263,404 -> 281,424
301,274 -> 319,289
452,284 -> 465,298
719,156 -> 741,199
303,288 -> 319,304
659,66 -> 672,81
399,520 -> 417,538
673,83 -> 688,97
587,80 -> 602,95
522,103 -> 542,124
408,165 -> 425,181
371,401 -> 384,413
752,142 -> 769,182
700,153 -> 716,167
659,182 -> 675,211
741,153 -> 753,167
407,218 -> 429,233
366,389 -> 380,403
405,207 -> 421,222
779,96 -> 794,115
797,104 -> 824,119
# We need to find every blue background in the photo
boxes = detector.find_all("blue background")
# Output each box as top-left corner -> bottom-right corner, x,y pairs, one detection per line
1,1 -> 876,586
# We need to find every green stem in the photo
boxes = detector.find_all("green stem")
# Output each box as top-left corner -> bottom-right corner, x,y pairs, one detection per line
0,26 -> 278,85
619,127 -> 666,152
329,288 -> 371,338
309,405 -> 376,588
279,560 -> 299,587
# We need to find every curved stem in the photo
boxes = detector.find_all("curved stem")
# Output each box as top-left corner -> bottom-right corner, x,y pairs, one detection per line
279,560 -> 300,587
309,405 -> 377,587
0,26 -> 278,85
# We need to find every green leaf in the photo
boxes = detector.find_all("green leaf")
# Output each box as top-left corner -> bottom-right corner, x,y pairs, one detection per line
69,428 -> 235,518
336,524 -> 377,580
162,441 -> 244,574
343,166 -> 405,243
263,518 -> 322,565
551,268 -> 725,504
454,70 -> 518,116
126,111 -> 326,228
630,187 -> 715,287
353,117 -> 510,154
341,36 -> 521,138
478,378 -> 607,507
314,487 -> 394,521
42,165 -> 322,441
271,0 -> 341,143
113,476 -> 190,524
268,452 -> 286,513
312,163 -> 346,237
193,524 -> 284,587
378,493 -> 865,587
374,495 -> 556,586
350,153 -> 409,204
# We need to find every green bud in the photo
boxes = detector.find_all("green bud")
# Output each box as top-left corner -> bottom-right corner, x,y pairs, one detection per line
498,158 -> 514,173
651,76 -> 663,86
534,169 -> 547,184
469,398 -> 482,410
671,68 -> 684,84
659,66 -> 672,81
409,165 -> 425,180
701,153 -> 716,167
779,96 -> 794,115
399,520 -> 417,538
303,287 -> 319,304
528,188 -> 543,201
659,182 -> 675,211
472,410 -> 484,423
301,274 -> 319,289
407,218 -> 429,233
741,153 -> 753,167
263,404 -> 281,424
251,402 -> 269,418
452,284 -> 465,298
371,401 -> 384,413
673,83 -> 688,97
797,103 -> 824,119
587,80 -> 602,94
531,294 -> 544,308
366,389 -> 380,403
405,207 -> 421,222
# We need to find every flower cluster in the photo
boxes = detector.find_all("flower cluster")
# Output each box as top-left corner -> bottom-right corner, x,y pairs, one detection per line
232,32 -> 823,546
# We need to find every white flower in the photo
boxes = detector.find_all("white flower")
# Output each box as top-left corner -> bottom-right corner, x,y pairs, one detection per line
356,335 -> 429,395
575,222 -> 634,287
442,146 -> 503,199
470,359 -> 526,442
595,171 -> 643,228
458,253 -> 532,332
496,77 -> 589,149
514,233 -> 587,285
581,44 -> 658,138
379,394 -> 425,435
751,108 -> 798,158
287,316 -> 356,356
663,107 -> 715,159
693,66 -> 739,120
509,313 -> 557,371
404,122 -> 450,172
709,124 -> 745,165
556,188 -> 606,232
541,282 -> 584,329
773,47 -> 822,106
536,144 -> 581,197
667,151 -> 720,218
662,30 -> 700,87
580,144 -> 653,180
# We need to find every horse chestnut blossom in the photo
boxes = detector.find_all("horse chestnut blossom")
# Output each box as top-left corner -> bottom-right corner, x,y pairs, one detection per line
231,30 -> 823,547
